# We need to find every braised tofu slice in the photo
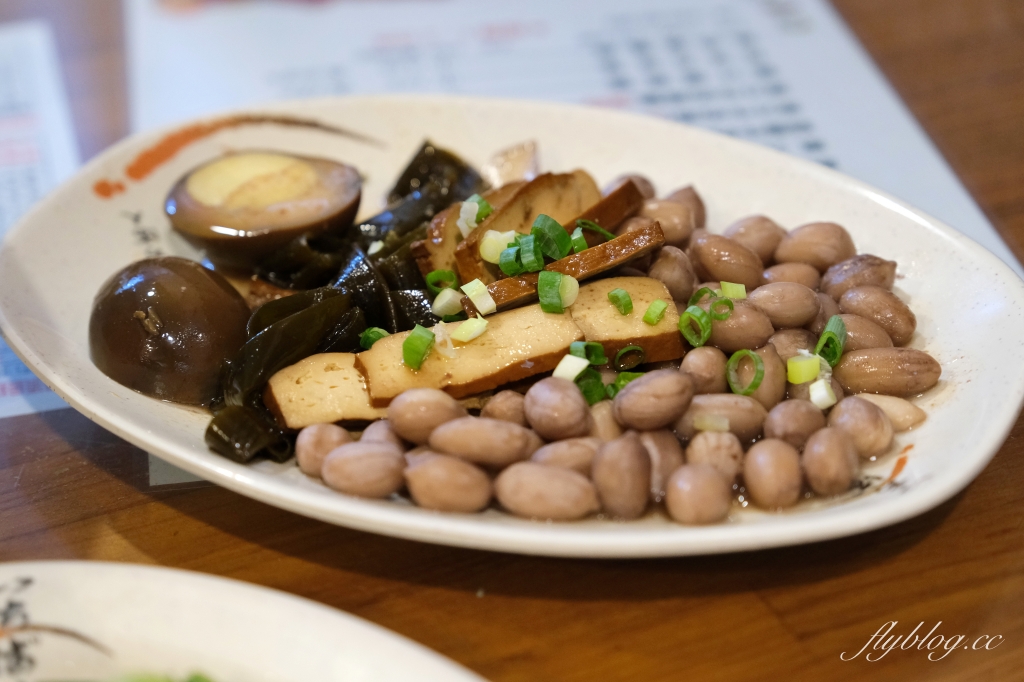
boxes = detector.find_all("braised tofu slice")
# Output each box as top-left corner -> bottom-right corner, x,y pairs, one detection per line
461,221 -> 666,315
454,170 -> 601,285
410,181 -> 525,278
570,277 -> 685,363
264,353 -> 386,428
356,304 -> 584,405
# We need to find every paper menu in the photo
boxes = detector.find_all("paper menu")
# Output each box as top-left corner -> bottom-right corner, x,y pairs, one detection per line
0,21 -> 80,419
125,0 -> 1019,274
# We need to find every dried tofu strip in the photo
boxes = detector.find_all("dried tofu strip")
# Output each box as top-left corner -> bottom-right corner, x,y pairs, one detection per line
264,353 -> 386,428
565,177 -> 645,248
460,221 -> 666,315
355,304 -> 584,405
454,170 -> 601,285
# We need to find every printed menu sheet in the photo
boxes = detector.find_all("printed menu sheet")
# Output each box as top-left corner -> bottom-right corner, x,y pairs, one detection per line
0,21 -> 79,418
125,0 -> 1021,274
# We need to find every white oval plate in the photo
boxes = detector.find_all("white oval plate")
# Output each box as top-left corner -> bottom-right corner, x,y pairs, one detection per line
2,95 -> 1023,558
0,560 -> 484,681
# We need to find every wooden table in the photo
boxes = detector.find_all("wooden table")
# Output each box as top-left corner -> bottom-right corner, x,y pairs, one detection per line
2,1 -> 1024,680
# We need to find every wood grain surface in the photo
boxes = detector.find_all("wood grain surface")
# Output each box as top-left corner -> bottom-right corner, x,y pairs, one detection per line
1,1 -> 1023,680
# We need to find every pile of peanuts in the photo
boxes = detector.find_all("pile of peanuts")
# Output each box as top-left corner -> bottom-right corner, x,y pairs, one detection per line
291,177 -> 943,525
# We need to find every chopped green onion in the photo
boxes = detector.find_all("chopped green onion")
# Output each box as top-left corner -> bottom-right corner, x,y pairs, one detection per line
575,218 -> 616,242
606,371 -> 644,399
574,367 -> 607,405
451,315 -> 488,342
517,234 -> 545,272
570,341 -> 608,366
693,413 -> 730,432
608,288 -> 633,315
643,299 -> 669,326
538,270 -> 565,313
570,226 -> 588,253
532,214 -> 572,260
553,353 -> 591,382
465,193 -> 493,222
479,229 -> 517,264
688,287 -> 717,307
720,281 -> 747,299
461,278 -> 497,315
614,345 -> 646,371
709,297 -> 734,321
726,349 -> 765,396
402,325 -> 435,370
787,355 -> 820,384
359,327 -> 389,350
808,377 -> 838,409
431,287 -> 464,317
425,269 -> 458,295
499,246 -> 525,276
559,273 -> 579,307
815,315 -> 848,367
678,305 -> 712,347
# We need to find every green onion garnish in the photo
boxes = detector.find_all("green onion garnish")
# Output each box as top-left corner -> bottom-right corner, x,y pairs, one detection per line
553,353 -> 591,381
402,325 -> 435,370
359,327 -> 390,350
606,371 -> 644,399
688,287 -> 717,307
461,278 -> 497,315
575,367 -> 607,405
720,281 -> 747,299
499,245 -> 524,276
726,349 -> 765,396
678,305 -> 712,347
709,297 -> 734,321
570,226 -> 588,254
575,218 -> 616,242
451,315 -> 488,342
532,214 -> 572,260
570,341 -> 608,366
538,270 -> 565,313
815,315 -> 848,367
787,355 -> 820,384
431,288 -> 464,317
614,345 -> 646,371
425,269 -> 458,295
608,288 -> 633,315
465,193 -> 494,222
517,234 -> 545,272
643,299 -> 669,326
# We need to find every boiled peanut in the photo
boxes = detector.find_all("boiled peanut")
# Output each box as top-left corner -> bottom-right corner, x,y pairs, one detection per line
706,301 -> 775,354
404,453 -> 492,513
648,245 -> 697,304
763,399 -> 826,450
855,393 -> 926,432
589,400 -> 624,442
743,439 -> 802,509
839,285 -> 916,346
768,328 -> 817,362
524,377 -> 592,440
494,462 -> 600,520
806,292 -> 841,335
531,437 -> 602,476
664,185 -> 707,228
735,344 -> 787,411
604,173 -> 655,199
761,262 -> 821,290
828,396 -> 894,459
321,442 -> 405,498
640,199 -> 694,247
480,390 -> 528,426
640,430 -> 685,501
839,314 -> 893,351
773,221 -> 856,272
387,388 -> 466,444
685,430 -> 744,481
360,419 -> 405,450
675,393 -> 768,443
723,215 -> 787,265
613,369 -> 695,430
801,427 -> 859,496
680,346 -> 728,394
428,416 -> 541,466
690,234 -> 764,290
821,254 -> 897,300
665,464 -> 733,524
296,423 -> 351,477
592,432 -> 652,519
747,282 -> 820,329
787,375 -> 844,404
832,348 -> 940,397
